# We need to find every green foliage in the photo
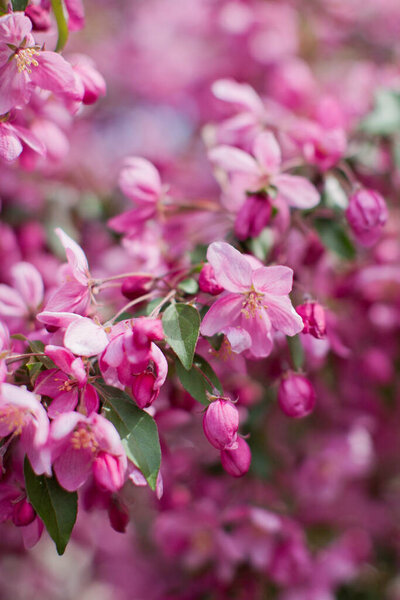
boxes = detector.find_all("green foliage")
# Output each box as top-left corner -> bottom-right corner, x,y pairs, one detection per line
314,217 -> 356,260
360,89 -> 400,136
24,458 -> 77,555
175,353 -> 223,405
102,386 -> 161,490
162,303 -> 200,370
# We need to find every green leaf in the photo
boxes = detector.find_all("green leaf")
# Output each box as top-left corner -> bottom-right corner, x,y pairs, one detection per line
11,0 -> 28,9
101,386 -> 161,490
175,354 -> 223,405
28,340 -> 55,369
360,89 -> 400,136
162,303 -> 200,370
24,457 -> 77,555
50,0 -> 69,52
286,334 -> 304,370
314,218 -> 356,260
178,278 -> 199,295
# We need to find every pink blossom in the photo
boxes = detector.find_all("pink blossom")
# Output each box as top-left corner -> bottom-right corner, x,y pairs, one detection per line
0,120 -> 45,162
0,261 -> 43,320
0,12 -> 81,115
209,131 -> 320,214
220,437 -> 251,477
200,242 -> 303,358
278,373 -> 316,418
203,398 -> 239,450
34,345 -> 99,418
0,383 -> 50,475
49,412 -> 127,492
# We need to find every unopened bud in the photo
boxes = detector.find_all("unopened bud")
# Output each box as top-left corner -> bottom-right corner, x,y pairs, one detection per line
278,374 -> 316,418
203,398 -> 239,450
220,437 -> 251,477
234,194 -> 272,240
25,5 -> 51,31
198,264 -> 224,295
12,498 -> 36,527
346,189 -> 388,247
132,371 -> 158,408
296,301 -> 326,339
108,497 -> 129,533
121,275 -> 153,301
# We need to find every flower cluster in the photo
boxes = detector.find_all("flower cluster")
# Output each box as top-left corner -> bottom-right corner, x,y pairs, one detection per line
0,0 -> 399,599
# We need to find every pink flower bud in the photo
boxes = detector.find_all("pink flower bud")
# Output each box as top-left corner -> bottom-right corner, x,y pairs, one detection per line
203,398 -> 239,450
346,189 -> 388,247
132,371 -> 159,408
296,301 -> 326,339
108,497 -> 129,533
198,264 -> 224,295
220,437 -> 251,477
278,374 -> 316,418
12,498 -> 36,527
121,275 -> 153,300
25,5 -> 51,31
93,452 -> 125,492
234,194 -> 272,240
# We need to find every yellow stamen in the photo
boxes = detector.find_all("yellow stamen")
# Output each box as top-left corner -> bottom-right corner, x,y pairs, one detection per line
14,48 -> 39,74
70,427 -> 98,453
0,406 -> 25,436
241,290 -> 265,319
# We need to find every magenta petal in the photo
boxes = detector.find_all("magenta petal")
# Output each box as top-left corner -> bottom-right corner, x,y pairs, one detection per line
54,445 -> 93,491
274,174 -> 320,209
35,369 -> 68,398
54,228 -> 89,286
0,62 -> 31,114
211,79 -> 264,116
64,0 -> 85,31
32,51 -> 82,103
47,390 -> 78,419
252,265 -> 294,295
240,309 -> 273,358
200,294 -> 244,337
208,145 -> 259,175
207,242 -> 252,292
264,294 -> 304,336
224,326 -> 252,353
11,262 -> 44,309
0,284 -> 26,317
82,384 -> 99,415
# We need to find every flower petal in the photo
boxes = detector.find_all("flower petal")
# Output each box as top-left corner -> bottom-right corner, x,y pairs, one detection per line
274,174 -> 320,209
64,317 -> 109,356
264,294 -> 304,336
200,294 -> 244,337
252,265 -> 294,295
253,131 -> 281,175
207,242 -> 252,292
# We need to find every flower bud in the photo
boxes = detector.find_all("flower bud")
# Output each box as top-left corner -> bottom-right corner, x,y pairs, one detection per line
132,371 -> 159,408
234,194 -> 272,240
25,5 -> 51,31
198,264 -> 224,295
346,189 -> 388,247
296,301 -> 326,339
12,498 -> 36,527
220,437 -> 251,477
108,497 -> 129,533
121,275 -> 153,301
203,398 -> 239,450
278,374 -> 316,418
93,452 -> 125,492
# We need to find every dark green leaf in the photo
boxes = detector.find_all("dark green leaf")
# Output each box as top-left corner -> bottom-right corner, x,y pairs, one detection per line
28,340 -> 55,369
11,0 -> 28,10
178,278 -> 199,295
101,386 -> 161,490
24,457 -> 77,555
50,0 -> 69,52
162,303 -> 200,370
314,218 -> 356,260
175,354 -> 223,405
360,89 -> 400,136
286,334 -> 304,370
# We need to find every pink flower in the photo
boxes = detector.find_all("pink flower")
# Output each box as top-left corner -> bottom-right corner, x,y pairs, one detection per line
0,120 -> 45,162
0,12 -> 81,115
346,189 -> 388,247
34,345 -> 99,418
0,383 -> 50,475
0,261 -> 43,321
69,54 -> 106,105
278,374 -> 316,418
209,131 -> 320,214
296,301 -> 326,339
220,437 -> 251,477
200,242 -> 303,358
49,412 -> 127,492
203,398 -> 239,450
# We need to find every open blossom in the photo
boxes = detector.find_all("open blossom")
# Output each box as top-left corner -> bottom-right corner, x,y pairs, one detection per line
209,131 -> 320,218
0,383 -> 50,475
0,261 -> 43,322
0,12 -> 81,115
34,345 -> 99,418
200,242 -> 303,358
49,412 -> 127,492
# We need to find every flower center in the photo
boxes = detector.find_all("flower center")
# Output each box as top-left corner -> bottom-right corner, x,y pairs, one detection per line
14,48 -> 39,74
0,406 -> 25,436
241,290 -> 265,319
70,426 -> 98,453
58,379 -> 77,393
